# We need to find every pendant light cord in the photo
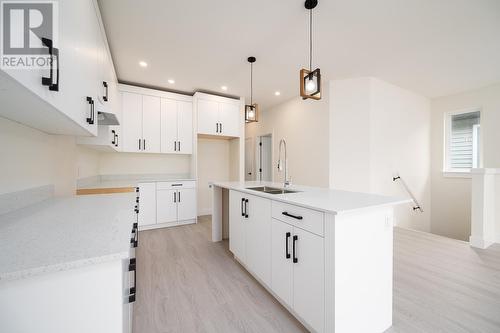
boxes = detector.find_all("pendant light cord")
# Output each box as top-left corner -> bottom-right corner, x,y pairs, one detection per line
309,8 -> 313,72
250,62 -> 253,105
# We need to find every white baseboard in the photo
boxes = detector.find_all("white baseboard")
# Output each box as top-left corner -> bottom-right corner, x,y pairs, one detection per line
469,235 -> 496,249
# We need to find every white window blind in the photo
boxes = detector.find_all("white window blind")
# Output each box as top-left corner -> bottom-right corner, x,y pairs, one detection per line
449,111 -> 480,169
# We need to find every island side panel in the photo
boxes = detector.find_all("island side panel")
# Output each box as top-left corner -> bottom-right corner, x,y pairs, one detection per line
212,185 -> 223,242
333,207 -> 394,333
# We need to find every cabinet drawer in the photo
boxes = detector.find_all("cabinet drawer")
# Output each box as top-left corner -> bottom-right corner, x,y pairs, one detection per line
271,201 -> 324,237
156,181 -> 196,190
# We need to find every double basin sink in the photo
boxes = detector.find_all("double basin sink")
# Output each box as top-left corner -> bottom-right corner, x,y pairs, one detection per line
246,186 -> 300,195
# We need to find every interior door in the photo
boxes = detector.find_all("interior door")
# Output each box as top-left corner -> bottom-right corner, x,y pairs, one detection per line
160,98 -> 178,153
121,92 -> 143,152
142,95 -> 161,153
197,99 -> 219,135
245,194 -> 272,286
177,188 -> 197,221
138,182 -> 157,226
177,101 -> 193,154
271,219 -> 294,307
229,190 -> 246,261
219,102 -> 240,137
245,138 -> 254,181
292,228 -> 325,333
156,189 -> 177,224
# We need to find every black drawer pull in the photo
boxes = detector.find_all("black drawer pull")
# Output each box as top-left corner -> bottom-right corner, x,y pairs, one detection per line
244,199 -> 249,218
241,198 -> 245,217
103,81 -> 108,102
285,232 -> 291,259
171,184 -> 183,187
128,294 -> 136,303
41,38 -> 59,91
292,235 -> 298,263
282,212 -> 303,220
128,258 -> 137,302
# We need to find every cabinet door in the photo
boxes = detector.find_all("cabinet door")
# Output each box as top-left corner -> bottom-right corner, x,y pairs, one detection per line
138,183 -> 157,226
245,195 -> 272,286
219,102 -> 240,137
271,219 -> 294,307
177,101 -> 193,154
121,92 -> 143,152
160,98 -> 178,154
142,95 -> 161,153
197,99 -> 219,135
229,190 -> 246,261
156,190 -> 177,224
292,228 -> 325,333
177,188 -> 197,221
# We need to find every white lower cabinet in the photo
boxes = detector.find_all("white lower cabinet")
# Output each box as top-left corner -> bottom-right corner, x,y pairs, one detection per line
139,181 -> 197,229
229,190 -> 324,332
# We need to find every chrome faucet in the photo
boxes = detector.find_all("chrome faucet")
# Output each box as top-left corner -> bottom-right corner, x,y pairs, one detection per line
277,138 -> 290,188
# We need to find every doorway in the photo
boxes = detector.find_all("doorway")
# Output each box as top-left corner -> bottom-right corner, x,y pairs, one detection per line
256,134 -> 272,182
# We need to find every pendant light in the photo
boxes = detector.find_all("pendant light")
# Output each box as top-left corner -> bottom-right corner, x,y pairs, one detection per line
245,56 -> 258,123
300,0 -> 321,100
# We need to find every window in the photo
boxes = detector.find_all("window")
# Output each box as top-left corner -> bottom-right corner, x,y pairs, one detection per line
445,109 -> 481,172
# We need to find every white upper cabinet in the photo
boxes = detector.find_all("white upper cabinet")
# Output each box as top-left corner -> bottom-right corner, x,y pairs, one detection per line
196,93 -> 241,137
141,95 -> 161,153
122,92 -> 143,153
121,92 -> 161,153
219,102 -> 240,137
161,99 -> 193,154
120,85 -> 193,155
197,99 -> 220,135
0,0 -> 114,136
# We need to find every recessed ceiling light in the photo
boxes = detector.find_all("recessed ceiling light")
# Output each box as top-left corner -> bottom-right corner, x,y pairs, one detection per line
168,79 -> 175,84
275,91 -> 281,96
221,86 -> 228,91
139,61 -> 148,67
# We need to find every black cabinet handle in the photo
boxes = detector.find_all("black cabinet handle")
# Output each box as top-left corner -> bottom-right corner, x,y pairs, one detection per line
111,130 -> 116,145
103,81 -> 108,102
178,191 -> 181,202
292,235 -> 298,263
241,198 -> 245,217
41,38 -> 59,91
220,123 -> 223,133
138,139 -> 141,150
178,141 -> 181,151
282,212 -> 303,220
143,139 -> 146,150
128,258 -> 137,302
171,184 -> 183,187
115,133 -> 118,147
245,199 -> 249,218
173,191 -> 176,203
216,123 -> 219,133
86,97 -> 94,124
285,232 -> 291,259
174,141 -> 177,151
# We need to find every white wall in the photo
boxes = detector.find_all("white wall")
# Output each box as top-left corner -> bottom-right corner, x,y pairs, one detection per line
197,138 -> 230,215
0,117 -> 100,196
245,82 -> 330,187
431,83 -> 500,240
329,77 -> 431,232
98,152 -> 191,176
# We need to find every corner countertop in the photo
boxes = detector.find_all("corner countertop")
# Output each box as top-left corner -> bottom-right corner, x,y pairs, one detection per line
212,181 -> 411,215
0,193 -> 136,282
77,175 -> 196,190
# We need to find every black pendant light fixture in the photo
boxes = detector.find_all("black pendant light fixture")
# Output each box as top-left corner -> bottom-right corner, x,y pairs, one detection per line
300,0 -> 321,100
245,56 -> 258,123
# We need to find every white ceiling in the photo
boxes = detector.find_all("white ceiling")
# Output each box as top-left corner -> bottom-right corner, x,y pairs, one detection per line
98,0 -> 500,109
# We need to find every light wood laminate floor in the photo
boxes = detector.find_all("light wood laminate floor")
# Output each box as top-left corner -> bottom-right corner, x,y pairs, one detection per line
133,216 -> 500,333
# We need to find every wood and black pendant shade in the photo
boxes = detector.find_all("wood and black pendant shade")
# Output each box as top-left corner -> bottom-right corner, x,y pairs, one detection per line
245,56 -> 259,123
300,0 -> 321,100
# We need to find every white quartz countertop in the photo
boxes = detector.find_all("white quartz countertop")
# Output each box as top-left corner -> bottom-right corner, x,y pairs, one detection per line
0,193 -> 136,281
77,176 -> 196,190
212,181 -> 411,214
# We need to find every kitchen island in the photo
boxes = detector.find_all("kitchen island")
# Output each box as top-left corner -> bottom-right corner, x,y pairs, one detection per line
211,181 -> 410,333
